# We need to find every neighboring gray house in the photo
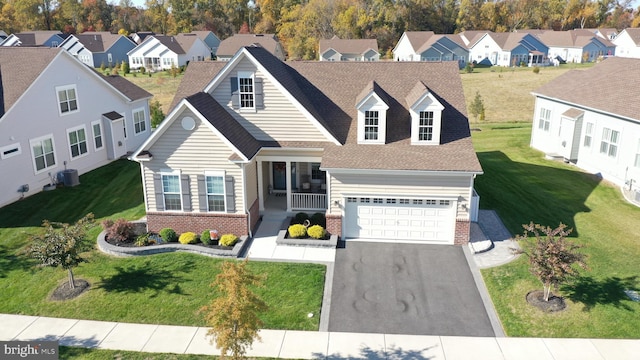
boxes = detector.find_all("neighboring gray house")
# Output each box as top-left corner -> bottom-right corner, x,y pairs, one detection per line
216,34 -> 285,61
0,31 -> 67,47
319,36 -> 379,61
0,47 -> 152,208
131,46 -> 482,245
536,30 -> 615,63
190,31 -> 221,58
468,32 -> 548,66
59,32 -> 137,68
530,57 -> 640,194
393,32 -> 469,68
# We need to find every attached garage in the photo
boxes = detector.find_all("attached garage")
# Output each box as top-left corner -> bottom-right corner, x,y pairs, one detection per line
343,196 -> 456,243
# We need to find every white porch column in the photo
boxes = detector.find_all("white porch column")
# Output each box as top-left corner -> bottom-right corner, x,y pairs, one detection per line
257,160 -> 264,211
286,161 -> 292,211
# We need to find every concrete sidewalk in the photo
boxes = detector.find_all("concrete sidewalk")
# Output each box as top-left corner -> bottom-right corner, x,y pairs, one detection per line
2,314 -> 639,359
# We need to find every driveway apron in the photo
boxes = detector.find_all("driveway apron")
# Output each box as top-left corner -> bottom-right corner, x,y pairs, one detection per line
328,242 -> 495,336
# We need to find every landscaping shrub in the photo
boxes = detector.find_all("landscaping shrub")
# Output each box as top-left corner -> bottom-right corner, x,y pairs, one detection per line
179,232 -> 198,244
134,233 -> 151,246
288,224 -> 307,238
159,228 -> 177,242
139,66 -> 146,74
201,230 -> 212,245
293,212 -> 309,225
532,66 -> 540,74
307,225 -> 326,239
101,218 -> 133,242
310,212 -> 326,227
219,234 -> 238,247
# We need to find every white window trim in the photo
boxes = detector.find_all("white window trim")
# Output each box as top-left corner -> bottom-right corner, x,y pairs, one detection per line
56,84 -> 79,116
133,107 -> 148,136
583,122 -> 593,148
357,94 -> 388,144
91,120 -> 104,151
67,125 -> 89,160
29,134 -> 57,174
599,127 -> 620,159
161,169 -> 182,211
538,108 -> 551,132
0,142 -> 22,160
205,170 -> 226,212
410,92 -> 444,145
237,71 -> 255,110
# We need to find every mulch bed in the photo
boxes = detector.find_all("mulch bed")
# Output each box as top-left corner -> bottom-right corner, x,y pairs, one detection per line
526,290 -> 567,312
104,236 -> 233,250
49,279 -> 90,301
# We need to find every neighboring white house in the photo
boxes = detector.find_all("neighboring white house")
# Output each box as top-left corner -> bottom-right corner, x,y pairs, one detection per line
215,34 -> 285,61
0,47 -> 152,208
393,32 -> 469,68
468,32 -> 548,66
319,36 -> 379,61
530,57 -> 640,194
0,31 -> 67,47
613,28 -> 640,59
393,31 -> 436,61
59,32 -> 137,68
127,34 -> 211,71
131,46 -> 482,245
536,29 -> 615,63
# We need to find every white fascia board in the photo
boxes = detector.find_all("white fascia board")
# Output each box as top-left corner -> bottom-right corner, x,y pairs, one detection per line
205,48 -> 342,146
530,94 -> 640,125
411,91 -> 444,111
356,91 -> 389,110
324,167 -> 483,177
391,32 -> 408,54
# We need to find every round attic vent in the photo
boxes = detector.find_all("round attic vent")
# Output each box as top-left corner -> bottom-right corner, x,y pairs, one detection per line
181,117 -> 195,130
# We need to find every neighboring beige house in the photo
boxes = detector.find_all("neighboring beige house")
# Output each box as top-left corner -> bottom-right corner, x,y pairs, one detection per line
530,57 -> 640,196
215,34 -> 285,61
131,46 -> 482,245
613,28 -> 640,59
0,47 -> 152,208
319,36 -> 379,61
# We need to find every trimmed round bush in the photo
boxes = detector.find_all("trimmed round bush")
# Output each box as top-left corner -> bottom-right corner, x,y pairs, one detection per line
159,228 -> 177,243
293,212 -> 309,225
288,224 -> 307,238
201,230 -> 212,245
310,212 -> 326,227
179,232 -> 198,244
219,234 -> 238,247
307,225 -> 326,239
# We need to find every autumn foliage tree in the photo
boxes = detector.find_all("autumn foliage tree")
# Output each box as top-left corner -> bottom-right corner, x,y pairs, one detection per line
27,213 -> 95,290
200,259 -> 268,360
515,222 -> 587,302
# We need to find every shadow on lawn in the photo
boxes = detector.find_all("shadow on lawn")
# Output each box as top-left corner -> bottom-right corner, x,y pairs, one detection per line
475,151 -> 602,237
0,243 -> 34,278
562,276 -> 639,312
96,261 -> 189,297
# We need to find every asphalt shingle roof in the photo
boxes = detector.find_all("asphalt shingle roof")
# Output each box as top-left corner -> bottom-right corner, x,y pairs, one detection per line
216,34 -> 281,57
319,36 -> 379,55
533,57 -> 640,122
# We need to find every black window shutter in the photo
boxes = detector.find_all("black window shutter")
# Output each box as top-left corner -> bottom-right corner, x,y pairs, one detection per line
181,174 -> 191,211
255,77 -> 264,109
153,174 -> 164,211
197,175 -> 208,211
225,175 -> 235,212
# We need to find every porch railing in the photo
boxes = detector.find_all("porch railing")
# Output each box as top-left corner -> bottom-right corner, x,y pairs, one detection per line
291,192 -> 327,210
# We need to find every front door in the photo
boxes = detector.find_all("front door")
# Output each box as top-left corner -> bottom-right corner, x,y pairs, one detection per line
273,162 -> 286,190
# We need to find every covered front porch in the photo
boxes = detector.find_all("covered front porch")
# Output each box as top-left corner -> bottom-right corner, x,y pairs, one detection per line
257,153 -> 328,214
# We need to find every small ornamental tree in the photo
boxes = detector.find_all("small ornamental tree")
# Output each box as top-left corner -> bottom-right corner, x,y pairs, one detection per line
515,222 -> 587,301
150,100 -> 165,128
200,259 -> 268,360
469,91 -> 485,122
27,213 -> 95,289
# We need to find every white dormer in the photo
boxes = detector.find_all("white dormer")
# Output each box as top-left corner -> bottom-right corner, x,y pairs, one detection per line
356,81 -> 389,144
406,81 -> 444,145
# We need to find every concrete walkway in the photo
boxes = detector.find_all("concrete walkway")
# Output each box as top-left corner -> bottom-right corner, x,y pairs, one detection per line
2,314 -> 639,359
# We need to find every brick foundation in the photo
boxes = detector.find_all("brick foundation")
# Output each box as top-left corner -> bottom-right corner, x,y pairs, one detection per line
147,212 -> 248,237
325,213 -> 342,239
454,219 -> 471,245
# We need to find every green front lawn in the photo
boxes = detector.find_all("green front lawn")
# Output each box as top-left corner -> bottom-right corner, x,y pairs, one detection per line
473,123 -> 640,338
0,160 -> 325,331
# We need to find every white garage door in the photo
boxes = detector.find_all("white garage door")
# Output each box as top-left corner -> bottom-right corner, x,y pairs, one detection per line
344,197 -> 455,243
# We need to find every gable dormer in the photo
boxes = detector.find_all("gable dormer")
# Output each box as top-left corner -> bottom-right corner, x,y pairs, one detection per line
355,81 -> 389,144
406,81 -> 444,145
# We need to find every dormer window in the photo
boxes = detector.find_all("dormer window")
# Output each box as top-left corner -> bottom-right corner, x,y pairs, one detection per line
407,81 -> 444,145
356,81 -> 388,144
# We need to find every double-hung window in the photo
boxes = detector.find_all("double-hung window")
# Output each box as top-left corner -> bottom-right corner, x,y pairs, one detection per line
238,72 -> 254,108
538,108 -> 551,131
68,126 -> 88,158
57,85 -> 78,115
583,122 -> 593,147
364,110 -> 379,140
133,108 -> 146,134
92,120 -> 103,150
30,135 -> 56,173
162,172 -> 182,211
418,111 -> 434,141
205,171 -> 225,212
600,127 -> 619,158
311,163 -> 326,181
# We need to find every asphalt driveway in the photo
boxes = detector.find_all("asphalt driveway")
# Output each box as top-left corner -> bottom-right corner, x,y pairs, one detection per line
328,242 -> 495,336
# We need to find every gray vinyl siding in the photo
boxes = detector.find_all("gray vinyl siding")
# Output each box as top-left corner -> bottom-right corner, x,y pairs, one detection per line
210,57 -> 328,142
329,172 -> 473,218
142,111 -> 243,213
